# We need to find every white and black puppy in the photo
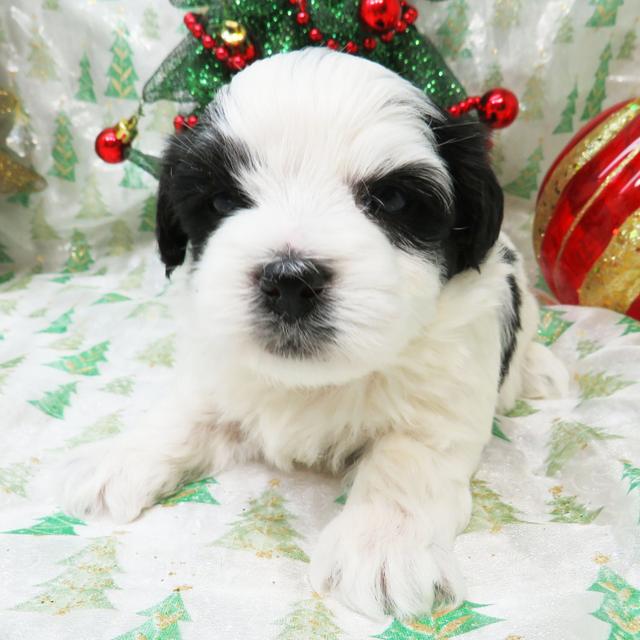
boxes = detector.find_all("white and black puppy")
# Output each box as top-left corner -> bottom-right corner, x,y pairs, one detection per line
58,49 -> 568,618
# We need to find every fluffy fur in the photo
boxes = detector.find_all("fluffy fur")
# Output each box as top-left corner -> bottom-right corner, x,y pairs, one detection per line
57,49 -> 568,619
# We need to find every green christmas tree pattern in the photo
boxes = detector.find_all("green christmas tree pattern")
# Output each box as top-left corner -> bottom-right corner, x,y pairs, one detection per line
48,341 -> 109,376
160,477 -> 219,507
105,24 -> 139,100
0,355 -> 25,392
576,338 -> 602,359
0,241 -> 12,263
0,461 -> 36,497
622,461 -> 640,523
93,292 -> 132,305
39,308 -> 74,334
75,53 -> 96,103
545,420 -> 620,476
588,566 -> 640,640
120,261 -> 146,290
547,486 -> 603,524
48,112 -> 78,182
137,334 -> 176,368
31,201 -> 60,242
618,316 -> 640,336
6,512 -> 86,536
554,14 -> 574,44
7,191 -> 32,207
483,62 -> 503,90
142,6 -> 161,40
29,382 -> 77,419
373,601 -> 502,640
213,481 -> 309,562
28,27 -> 58,81
577,370 -> 634,401
111,591 -> 191,640
108,220 -> 134,256
275,593 -> 343,640
436,0 -> 471,59
140,195 -> 157,232
465,479 -> 523,533
586,0 -> 624,28
618,29 -> 637,59
66,413 -> 123,448
491,417 -> 510,442
76,172 -> 110,219
503,144 -> 544,199
119,163 -> 146,189
492,0 -> 522,29
101,376 -> 135,396
505,399 -> 538,418
43,0 -> 59,8
63,230 -> 95,273
521,69 -> 545,121
582,43 -> 613,121
553,83 -> 578,134
15,537 -> 121,615
50,331 -> 84,351
537,308 -> 573,345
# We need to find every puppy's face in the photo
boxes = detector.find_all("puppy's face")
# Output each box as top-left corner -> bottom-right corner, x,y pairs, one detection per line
157,49 -> 502,387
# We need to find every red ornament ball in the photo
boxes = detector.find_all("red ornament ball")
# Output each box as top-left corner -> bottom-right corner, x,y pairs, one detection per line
95,127 -> 125,163
403,6 -> 418,24
477,88 -> 519,129
360,0 -> 402,33
309,27 -> 323,43
183,12 -> 196,28
215,46 -> 229,61
186,114 -> 199,127
173,115 -> 185,131
363,37 -> 377,51
202,34 -> 215,49
191,22 -> 204,38
227,54 -> 247,71
326,38 -> 339,50
296,11 -> 310,25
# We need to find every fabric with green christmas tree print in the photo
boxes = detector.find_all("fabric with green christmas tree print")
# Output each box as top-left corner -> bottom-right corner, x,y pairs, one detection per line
1,1 -> 640,638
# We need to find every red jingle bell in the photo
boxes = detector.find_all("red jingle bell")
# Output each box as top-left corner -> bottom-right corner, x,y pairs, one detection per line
477,88 -> 519,130
360,0 -> 402,33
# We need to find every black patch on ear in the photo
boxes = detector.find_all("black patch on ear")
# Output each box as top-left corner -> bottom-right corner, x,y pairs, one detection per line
499,273 -> 522,386
155,120 -> 254,278
431,112 -> 504,277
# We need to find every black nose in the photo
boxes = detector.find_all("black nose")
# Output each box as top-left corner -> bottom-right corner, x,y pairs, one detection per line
259,258 -> 330,321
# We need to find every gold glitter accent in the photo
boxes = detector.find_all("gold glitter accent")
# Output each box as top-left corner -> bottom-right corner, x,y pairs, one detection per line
549,485 -> 563,496
595,553 -> 610,565
221,20 -> 248,48
554,146 -> 640,273
534,99 -> 640,258
172,584 -> 193,592
579,209 -> 640,313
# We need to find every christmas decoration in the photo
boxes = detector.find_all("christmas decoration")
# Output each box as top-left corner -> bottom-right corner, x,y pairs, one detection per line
545,420 -> 620,476
465,478 -> 523,533
492,0 -> 522,30
65,413 -> 123,448
586,0 -> 624,28
547,486 -> 602,524
534,99 -> 640,319
582,42 -> 613,121
6,512 -> 86,536
537,308 -> 573,345
213,482 -> 309,561
617,29 -> 637,59
491,417 -> 510,442
521,68 -> 545,121
553,83 -> 578,134
95,1 -> 518,173
92,292 -> 131,305
436,0 -> 471,59
47,341 -> 110,377
0,356 -> 24,392
108,220 -> 134,255
160,476 -> 219,506
504,143 -> 543,198
554,15 -> 574,44
105,24 -> 139,100
136,334 -> 176,368
505,398 -> 538,417
27,27 -> 58,81
140,194 -> 157,231
0,461 -> 35,497
622,461 -> 640,523
618,316 -> 640,336
275,593 -> 343,640
373,601 -> 501,639
111,591 -> 191,640
0,89 -> 46,195
76,172 -> 110,219
15,537 -> 121,615
75,53 -> 97,103
95,115 -> 139,164
101,376 -> 135,397
588,566 -> 640,640
577,370 -> 633,402
31,201 -> 60,241
48,112 -> 78,181
577,338 -> 601,359
447,87 -> 519,129
143,6 -> 161,40
39,308 -> 74,334
63,229 -> 95,273
28,382 -> 77,419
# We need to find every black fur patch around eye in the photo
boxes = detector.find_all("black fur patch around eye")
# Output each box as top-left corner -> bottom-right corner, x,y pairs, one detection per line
499,273 -> 522,386
355,165 -> 453,252
156,122 -> 255,274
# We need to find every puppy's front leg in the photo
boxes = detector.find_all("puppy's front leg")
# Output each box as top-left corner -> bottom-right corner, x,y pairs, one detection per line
57,394 -> 247,523
311,431 -> 480,620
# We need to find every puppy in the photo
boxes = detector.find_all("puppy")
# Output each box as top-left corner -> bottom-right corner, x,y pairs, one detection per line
58,48 -> 568,619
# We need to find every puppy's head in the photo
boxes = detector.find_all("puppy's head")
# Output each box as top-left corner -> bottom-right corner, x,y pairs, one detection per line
157,49 -> 502,387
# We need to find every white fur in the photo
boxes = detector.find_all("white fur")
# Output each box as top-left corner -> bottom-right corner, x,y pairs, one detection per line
56,49 -> 567,620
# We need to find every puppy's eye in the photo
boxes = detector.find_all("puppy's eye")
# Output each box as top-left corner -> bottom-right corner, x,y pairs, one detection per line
213,192 -> 241,215
371,187 -> 407,214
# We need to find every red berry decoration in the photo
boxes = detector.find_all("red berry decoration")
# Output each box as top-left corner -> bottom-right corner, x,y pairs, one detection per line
191,23 -> 204,38
403,6 -> 418,24
360,0 -> 402,33
345,40 -> 358,54
363,36 -> 377,51
326,38 -> 339,50
380,30 -> 395,42
202,34 -> 215,49
477,88 -> 519,129
215,46 -> 229,61
296,11 -> 310,25
183,12 -> 196,28
173,115 -> 185,132
227,54 -> 247,71
309,27 -> 323,43
187,114 -> 199,127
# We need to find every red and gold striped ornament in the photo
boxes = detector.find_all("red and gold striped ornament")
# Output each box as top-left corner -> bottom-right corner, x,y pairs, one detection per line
534,98 -> 640,320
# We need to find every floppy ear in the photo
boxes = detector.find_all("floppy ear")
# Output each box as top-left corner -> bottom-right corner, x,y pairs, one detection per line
432,111 -> 504,276
156,138 -> 189,278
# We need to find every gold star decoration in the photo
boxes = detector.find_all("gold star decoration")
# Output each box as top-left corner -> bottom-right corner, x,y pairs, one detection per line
0,88 -> 46,196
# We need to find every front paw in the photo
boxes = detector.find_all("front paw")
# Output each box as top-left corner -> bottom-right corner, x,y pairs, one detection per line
55,440 -> 173,523
310,504 -> 464,620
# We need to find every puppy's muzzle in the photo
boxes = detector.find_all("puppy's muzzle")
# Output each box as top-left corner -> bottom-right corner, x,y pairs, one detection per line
259,258 -> 331,322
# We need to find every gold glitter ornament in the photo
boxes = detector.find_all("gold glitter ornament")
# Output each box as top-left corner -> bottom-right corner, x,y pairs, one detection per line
0,88 -> 46,196
220,20 -> 248,49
